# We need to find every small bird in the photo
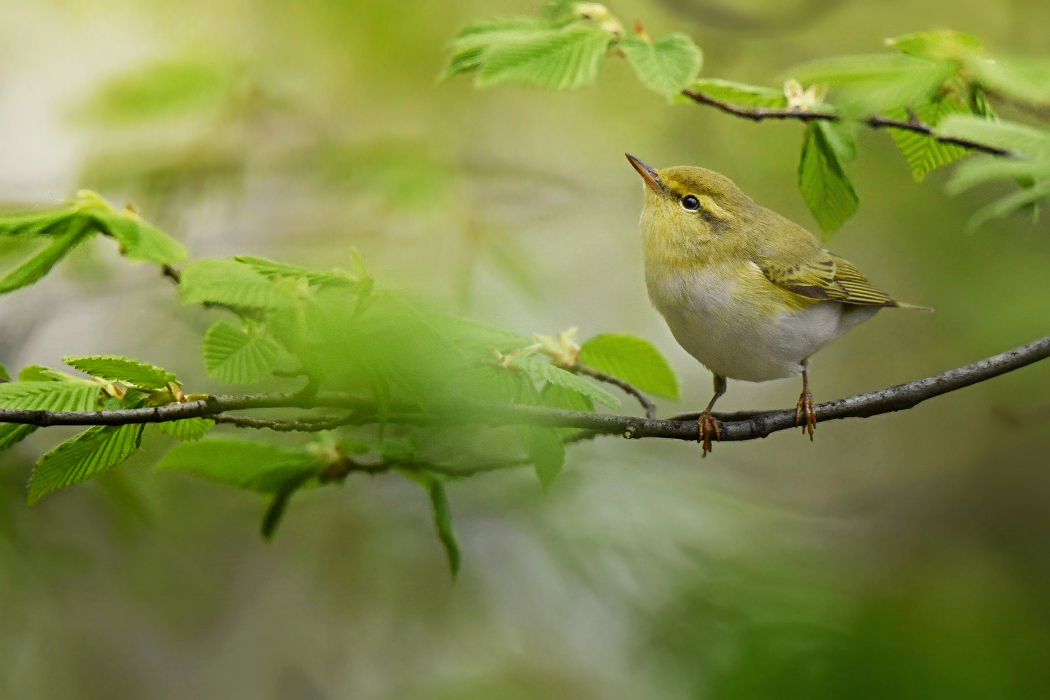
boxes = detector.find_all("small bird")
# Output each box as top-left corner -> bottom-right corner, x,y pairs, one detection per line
626,154 -> 928,453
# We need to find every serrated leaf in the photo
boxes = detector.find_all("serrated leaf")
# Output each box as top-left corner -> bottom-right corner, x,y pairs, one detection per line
680,78 -> 787,107
157,439 -> 321,492
476,24 -> 612,91
0,225 -> 94,295
427,477 -> 461,578
17,365 -> 95,384
63,355 -> 178,390
92,209 -> 188,265
155,418 -> 215,441
202,320 -> 282,384
441,17 -> 548,80
946,156 -> 1050,195
0,381 -> 100,411
968,57 -> 1050,108
620,33 -> 702,99
540,382 -> 594,440
0,424 -> 37,452
0,205 -> 81,238
28,424 -> 144,504
887,98 -> 970,181
788,54 -> 955,114
180,258 -> 298,309
798,121 -> 859,233
516,381 -> 565,490
579,333 -> 680,400
508,354 -> 619,409
233,255 -> 359,287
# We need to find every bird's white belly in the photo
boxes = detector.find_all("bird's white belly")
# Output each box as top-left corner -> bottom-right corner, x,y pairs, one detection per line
646,265 -> 877,382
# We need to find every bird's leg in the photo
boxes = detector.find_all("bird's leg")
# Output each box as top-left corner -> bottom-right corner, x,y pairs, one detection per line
698,374 -> 727,456
794,365 -> 817,441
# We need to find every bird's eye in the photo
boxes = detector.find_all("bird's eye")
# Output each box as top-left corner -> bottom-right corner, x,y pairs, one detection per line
681,195 -> 701,211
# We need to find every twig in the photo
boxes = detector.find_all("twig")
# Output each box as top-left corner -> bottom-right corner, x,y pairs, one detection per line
2,334 -> 1047,445
577,363 -> 658,419
680,88 -> 1017,158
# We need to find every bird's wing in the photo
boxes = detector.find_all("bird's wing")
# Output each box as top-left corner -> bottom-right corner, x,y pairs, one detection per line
755,245 -> 896,307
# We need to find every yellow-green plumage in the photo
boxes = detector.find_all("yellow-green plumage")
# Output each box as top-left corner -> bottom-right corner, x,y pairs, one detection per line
628,155 -> 928,392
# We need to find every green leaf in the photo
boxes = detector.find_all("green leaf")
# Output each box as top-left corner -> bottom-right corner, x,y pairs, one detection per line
946,156 -> 1050,195
798,121 -> 859,234
886,30 -> 983,60
155,418 -> 215,441
0,225 -> 94,295
476,24 -> 612,91
788,54 -> 955,114
0,424 -> 37,452
507,354 -> 619,409
937,115 -> 1050,158
540,382 -> 594,440
17,365 -> 95,384
679,78 -> 787,108
516,381 -> 565,490
0,362 -> 8,381
968,57 -> 1050,108
0,205 -> 81,238
233,255 -> 360,287
92,208 -> 188,265
180,258 -> 298,309
202,320 -> 283,384
28,424 -> 145,504
578,334 -> 680,400
887,98 -> 970,181
426,476 -> 460,578
62,355 -> 178,390
620,33 -> 702,99
157,439 -> 321,492
260,471 -> 315,540
0,381 -> 100,411
966,180 -> 1050,232
441,17 -> 547,80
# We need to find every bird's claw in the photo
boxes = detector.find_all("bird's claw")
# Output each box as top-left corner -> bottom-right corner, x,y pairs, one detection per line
698,411 -> 721,456
794,389 -> 816,441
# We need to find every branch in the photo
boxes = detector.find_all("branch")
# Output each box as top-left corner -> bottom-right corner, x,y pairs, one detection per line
680,88 -> 1017,158
2,335 -> 1047,445
577,363 -> 658,419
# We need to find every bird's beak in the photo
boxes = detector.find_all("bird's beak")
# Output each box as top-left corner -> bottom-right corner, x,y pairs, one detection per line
626,153 -> 662,193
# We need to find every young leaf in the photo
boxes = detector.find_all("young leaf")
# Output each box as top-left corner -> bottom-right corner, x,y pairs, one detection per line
788,54 -> 954,114
516,381 -> 566,490
202,320 -> 282,384
0,381 -> 100,411
427,476 -> 461,578
578,334 -> 679,399
91,208 -> 188,266
968,57 -> 1050,109
233,255 -> 359,287
620,33 -> 702,99
507,353 -> 620,409
936,115 -> 1050,159
180,258 -> 298,309
17,365 -> 95,384
540,382 -> 594,440
965,180 -> 1050,232
798,121 -> 859,234
0,205 -> 81,238
62,355 -> 178,390
887,98 -> 969,181
157,439 -> 320,492
0,225 -> 94,295
261,471 -> 315,540
0,424 -> 37,452
680,78 -> 787,108
476,24 -> 612,91
886,30 -> 983,60
28,424 -> 145,504
155,418 -> 215,441
0,361 -> 9,381
441,17 -> 547,80
946,156 -> 1050,196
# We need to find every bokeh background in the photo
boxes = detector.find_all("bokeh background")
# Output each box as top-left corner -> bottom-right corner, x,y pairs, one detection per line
2,1 -> 1050,698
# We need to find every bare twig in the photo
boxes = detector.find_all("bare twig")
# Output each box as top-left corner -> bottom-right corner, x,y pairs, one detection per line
680,88 -> 1017,158
577,363 -> 658,419
2,335 -> 1047,446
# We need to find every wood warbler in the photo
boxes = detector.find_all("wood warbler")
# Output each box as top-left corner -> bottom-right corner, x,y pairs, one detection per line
626,154 -> 929,453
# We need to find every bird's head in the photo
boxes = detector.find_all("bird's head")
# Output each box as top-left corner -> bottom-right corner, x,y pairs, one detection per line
626,154 -> 757,261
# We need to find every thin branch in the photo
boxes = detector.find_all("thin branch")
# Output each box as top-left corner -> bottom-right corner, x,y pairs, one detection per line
2,335 -> 1047,446
680,88 -> 1017,158
577,363 -> 658,419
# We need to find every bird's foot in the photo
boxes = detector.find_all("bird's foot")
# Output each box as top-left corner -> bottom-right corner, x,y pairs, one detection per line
698,411 -> 721,456
794,388 -> 817,441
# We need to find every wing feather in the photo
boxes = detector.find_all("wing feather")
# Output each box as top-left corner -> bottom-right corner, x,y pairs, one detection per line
755,247 -> 896,307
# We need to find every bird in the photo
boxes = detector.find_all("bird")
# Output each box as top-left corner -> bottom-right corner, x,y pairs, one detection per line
626,154 -> 929,454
